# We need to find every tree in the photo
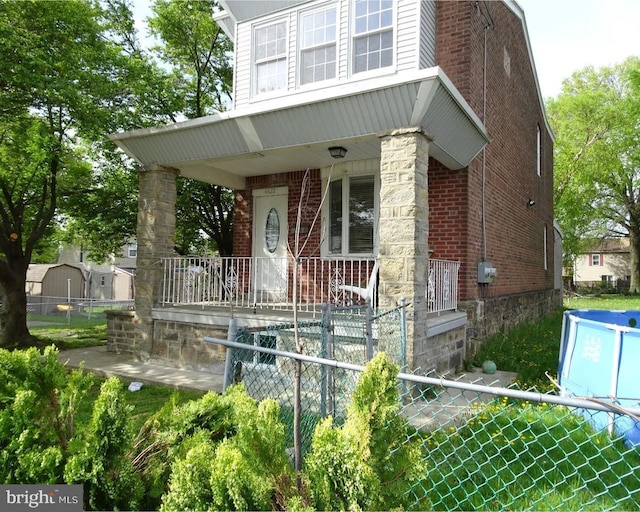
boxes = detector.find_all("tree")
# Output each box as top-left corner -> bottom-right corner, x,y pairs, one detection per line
0,0 -> 162,347
148,0 -> 235,256
548,57 -> 640,291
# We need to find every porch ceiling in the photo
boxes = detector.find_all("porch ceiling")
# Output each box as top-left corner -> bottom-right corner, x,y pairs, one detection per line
110,68 -> 489,190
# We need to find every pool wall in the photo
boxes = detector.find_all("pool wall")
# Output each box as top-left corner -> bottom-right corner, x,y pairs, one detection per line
559,310 -> 640,445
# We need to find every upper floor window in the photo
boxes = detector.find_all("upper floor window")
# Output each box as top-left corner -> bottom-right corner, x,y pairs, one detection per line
590,254 -> 602,266
254,21 -> 287,95
300,7 -> 337,85
543,225 -> 548,271
536,124 -> 542,176
329,174 -> 376,255
127,244 -> 137,258
353,0 -> 393,74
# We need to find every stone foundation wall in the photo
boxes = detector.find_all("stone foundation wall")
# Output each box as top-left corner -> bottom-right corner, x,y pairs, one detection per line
150,320 -> 227,371
461,288 -> 562,357
107,310 -> 227,371
107,310 -> 145,357
413,323 -> 466,375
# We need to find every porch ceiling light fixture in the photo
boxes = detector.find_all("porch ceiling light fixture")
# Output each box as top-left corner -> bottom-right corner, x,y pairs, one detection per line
329,146 -> 347,159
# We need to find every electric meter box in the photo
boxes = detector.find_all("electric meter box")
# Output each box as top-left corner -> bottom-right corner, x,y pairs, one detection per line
478,261 -> 497,284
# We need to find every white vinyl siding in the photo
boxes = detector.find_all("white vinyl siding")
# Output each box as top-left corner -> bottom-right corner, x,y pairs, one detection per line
418,0 -> 437,69
234,22 -> 252,106
396,0 -> 418,71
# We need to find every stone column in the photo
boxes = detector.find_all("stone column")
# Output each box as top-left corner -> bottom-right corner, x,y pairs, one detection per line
134,165 -> 179,360
378,127 -> 431,369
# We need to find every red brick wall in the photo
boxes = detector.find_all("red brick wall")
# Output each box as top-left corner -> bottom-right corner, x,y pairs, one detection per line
435,0 -> 555,302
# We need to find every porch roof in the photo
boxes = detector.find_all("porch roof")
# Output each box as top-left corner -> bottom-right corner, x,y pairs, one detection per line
110,67 -> 489,190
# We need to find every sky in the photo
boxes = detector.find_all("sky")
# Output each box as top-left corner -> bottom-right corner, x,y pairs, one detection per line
517,0 -> 640,98
133,0 -> 640,100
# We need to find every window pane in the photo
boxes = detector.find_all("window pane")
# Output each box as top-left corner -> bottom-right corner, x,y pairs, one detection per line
348,176 -> 374,253
256,58 -> 286,93
353,30 -> 392,73
329,180 -> 342,253
257,334 -> 276,365
255,22 -> 287,94
300,7 -> 337,84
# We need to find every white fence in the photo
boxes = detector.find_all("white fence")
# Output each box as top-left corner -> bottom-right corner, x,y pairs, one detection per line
161,256 -> 460,314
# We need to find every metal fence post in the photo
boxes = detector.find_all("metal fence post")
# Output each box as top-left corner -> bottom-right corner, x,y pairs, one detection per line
222,317 -> 237,392
324,303 -> 335,417
365,298 -> 374,360
320,303 -> 329,417
399,297 -> 407,371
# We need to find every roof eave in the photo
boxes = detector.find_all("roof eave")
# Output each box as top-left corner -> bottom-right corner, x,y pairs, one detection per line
110,68 -> 489,186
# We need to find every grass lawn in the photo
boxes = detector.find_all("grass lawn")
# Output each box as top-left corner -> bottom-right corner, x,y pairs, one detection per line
564,293 -> 640,311
30,317 -> 107,349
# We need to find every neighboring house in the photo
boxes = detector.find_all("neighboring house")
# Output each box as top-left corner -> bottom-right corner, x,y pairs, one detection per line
58,245 -> 136,301
26,264 -> 85,313
108,0 -> 560,373
113,242 -> 138,276
572,238 -> 631,290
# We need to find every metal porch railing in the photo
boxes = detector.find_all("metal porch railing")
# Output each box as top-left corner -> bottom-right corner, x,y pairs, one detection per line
161,256 -> 459,314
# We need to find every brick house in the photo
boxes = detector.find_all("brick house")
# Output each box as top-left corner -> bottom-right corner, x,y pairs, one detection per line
108,0 -> 561,373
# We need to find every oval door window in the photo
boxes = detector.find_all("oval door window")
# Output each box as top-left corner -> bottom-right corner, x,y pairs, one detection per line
265,208 -> 280,253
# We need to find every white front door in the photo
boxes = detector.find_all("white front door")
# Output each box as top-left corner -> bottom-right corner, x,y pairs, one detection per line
253,187 -> 288,303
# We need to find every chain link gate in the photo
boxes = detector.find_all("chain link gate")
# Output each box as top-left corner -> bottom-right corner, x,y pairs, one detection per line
205,304 -> 640,511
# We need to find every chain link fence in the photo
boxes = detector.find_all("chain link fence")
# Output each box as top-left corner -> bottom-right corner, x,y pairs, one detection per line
205,303 -> 640,510
27,296 -> 134,327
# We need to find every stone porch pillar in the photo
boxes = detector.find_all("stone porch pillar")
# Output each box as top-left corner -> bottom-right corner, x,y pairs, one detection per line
134,164 -> 179,360
378,127 -> 431,369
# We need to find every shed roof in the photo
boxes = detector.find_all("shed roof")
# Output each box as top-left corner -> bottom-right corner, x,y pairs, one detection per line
26,264 -> 84,283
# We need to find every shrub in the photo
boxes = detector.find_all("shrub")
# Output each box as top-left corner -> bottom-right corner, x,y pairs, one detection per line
305,352 -> 427,510
65,377 -> 143,511
0,346 -> 93,484
159,384 -> 294,511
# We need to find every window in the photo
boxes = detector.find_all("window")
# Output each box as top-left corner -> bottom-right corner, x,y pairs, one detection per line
254,21 -> 287,95
328,175 -> 376,255
543,225 -> 548,271
536,124 -> 542,176
100,275 -> 106,287
239,332 -> 277,366
591,254 -> 601,266
601,275 -> 613,284
300,7 -> 337,85
128,244 -> 137,258
353,0 -> 393,74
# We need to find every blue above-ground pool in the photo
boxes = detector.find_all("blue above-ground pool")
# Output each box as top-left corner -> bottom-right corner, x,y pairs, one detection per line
559,310 -> 640,446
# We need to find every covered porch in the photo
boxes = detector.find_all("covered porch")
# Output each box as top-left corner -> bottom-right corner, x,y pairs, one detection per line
108,67 -> 488,372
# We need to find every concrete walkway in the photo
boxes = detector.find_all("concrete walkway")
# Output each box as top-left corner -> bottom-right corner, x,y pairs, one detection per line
58,345 -> 225,393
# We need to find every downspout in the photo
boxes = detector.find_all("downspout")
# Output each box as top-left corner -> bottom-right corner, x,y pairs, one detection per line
481,14 -> 493,261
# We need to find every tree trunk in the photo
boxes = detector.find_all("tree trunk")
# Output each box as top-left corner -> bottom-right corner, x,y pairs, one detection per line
629,231 -> 640,294
0,257 -> 39,348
